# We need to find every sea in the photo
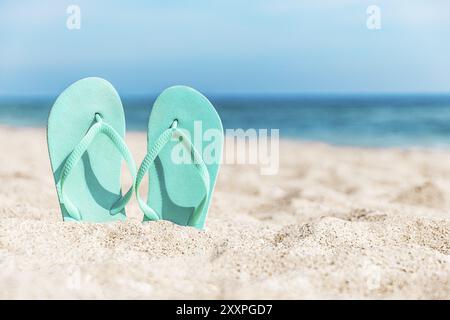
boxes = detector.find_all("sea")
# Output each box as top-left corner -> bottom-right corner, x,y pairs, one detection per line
1,94 -> 450,148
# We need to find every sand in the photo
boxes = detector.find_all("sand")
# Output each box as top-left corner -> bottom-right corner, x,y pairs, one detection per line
0,126 -> 449,299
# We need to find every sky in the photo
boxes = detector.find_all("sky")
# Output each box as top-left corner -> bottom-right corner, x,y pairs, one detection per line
0,0 -> 449,96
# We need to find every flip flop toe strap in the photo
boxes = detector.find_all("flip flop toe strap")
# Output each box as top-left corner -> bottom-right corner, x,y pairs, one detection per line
59,114 -> 136,220
135,121 -> 210,227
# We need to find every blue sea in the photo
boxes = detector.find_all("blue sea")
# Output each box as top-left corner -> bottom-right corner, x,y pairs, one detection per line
1,94 -> 450,148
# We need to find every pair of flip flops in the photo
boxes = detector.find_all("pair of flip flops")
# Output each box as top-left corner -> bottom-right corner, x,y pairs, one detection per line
47,77 -> 223,229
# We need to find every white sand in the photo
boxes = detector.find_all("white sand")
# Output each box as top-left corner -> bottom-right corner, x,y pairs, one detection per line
0,126 -> 449,299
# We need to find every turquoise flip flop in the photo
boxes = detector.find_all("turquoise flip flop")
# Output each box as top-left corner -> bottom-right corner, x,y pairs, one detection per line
47,77 -> 136,222
135,86 -> 223,229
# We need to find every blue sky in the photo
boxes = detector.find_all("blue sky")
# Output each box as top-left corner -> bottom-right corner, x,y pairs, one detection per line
0,0 -> 449,95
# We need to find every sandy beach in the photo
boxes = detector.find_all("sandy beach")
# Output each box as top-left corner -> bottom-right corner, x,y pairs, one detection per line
0,126 -> 449,299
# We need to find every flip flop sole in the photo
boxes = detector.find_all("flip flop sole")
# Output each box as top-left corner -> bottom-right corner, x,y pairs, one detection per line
146,86 -> 223,228
47,77 -> 127,222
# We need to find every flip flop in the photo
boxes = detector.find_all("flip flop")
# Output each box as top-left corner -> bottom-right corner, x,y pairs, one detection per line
47,77 -> 136,222
135,86 -> 223,229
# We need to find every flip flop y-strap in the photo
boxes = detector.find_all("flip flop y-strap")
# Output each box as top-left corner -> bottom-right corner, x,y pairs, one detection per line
59,114 -> 137,221
135,120 -> 210,227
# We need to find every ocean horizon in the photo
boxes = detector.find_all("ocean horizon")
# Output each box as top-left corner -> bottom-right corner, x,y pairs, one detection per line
1,93 -> 450,149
